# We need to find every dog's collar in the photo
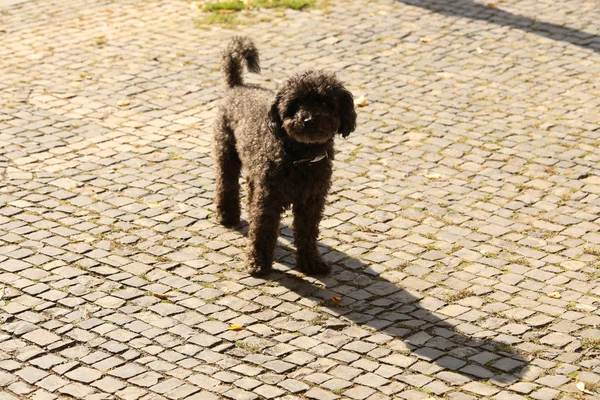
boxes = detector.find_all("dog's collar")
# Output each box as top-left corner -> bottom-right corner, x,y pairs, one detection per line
293,152 -> 328,166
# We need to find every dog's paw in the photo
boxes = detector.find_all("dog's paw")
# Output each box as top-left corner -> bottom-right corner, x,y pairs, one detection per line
247,261 -> 272,277
217,212 -> 240,228
297,259 -> 331,275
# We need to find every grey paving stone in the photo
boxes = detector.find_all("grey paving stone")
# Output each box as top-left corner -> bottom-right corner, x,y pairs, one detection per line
91,376 -> 127,393
462,381 -> 500,396
277,379 -> 309,393
57,382 -> 96,398
15,366 -> 49,384
64,367 -> 102,384
108,363 -> 147,379
305,387 -> 339,400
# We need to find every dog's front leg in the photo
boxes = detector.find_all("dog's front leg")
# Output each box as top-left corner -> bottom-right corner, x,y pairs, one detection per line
293,198 -> 331,275
246,190 -> 282,276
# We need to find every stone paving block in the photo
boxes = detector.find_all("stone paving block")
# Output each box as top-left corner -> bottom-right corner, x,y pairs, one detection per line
108,363 -> 147,379
15,367 -> 49,384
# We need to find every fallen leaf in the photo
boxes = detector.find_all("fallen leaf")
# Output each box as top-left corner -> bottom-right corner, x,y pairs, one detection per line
117,99 -> 130,107
420,36 -> 433,43
425,173 -> 441,179
219,9 -> 236,14
354,96 -> 367,107
548,292 -> 561,299
576,380 -> 594,394
229,324 -> 243,331
476,47 -> 484,54
75,73 -> 93,82
487,2 -> 497,7
331,297 -> 342,303
153,293 -> 174,300
148,203 -> 160,208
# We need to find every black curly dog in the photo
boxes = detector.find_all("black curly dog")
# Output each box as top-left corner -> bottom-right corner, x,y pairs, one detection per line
213,36 -> 357,276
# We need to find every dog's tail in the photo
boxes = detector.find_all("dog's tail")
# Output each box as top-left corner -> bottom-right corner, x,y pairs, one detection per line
222,36 -> 260,88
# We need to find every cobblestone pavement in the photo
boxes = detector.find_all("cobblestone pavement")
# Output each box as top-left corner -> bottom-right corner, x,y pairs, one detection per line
1,0 -> 599,399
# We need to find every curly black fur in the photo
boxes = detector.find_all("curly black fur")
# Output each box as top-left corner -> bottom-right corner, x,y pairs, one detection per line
213,36 -> 357,276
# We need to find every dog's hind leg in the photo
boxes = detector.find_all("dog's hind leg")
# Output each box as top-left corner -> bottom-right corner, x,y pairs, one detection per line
213,118 -> 241,227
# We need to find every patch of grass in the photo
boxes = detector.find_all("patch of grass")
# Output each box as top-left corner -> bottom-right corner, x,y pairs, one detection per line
567,371 -> 580,379
197,0 -> 318,27
585,267 -> 600,280
194,10 -> 246,27
581,338 -> 600,350
494,342 -> 515,354
445,289 -> 474,303
425,243 -> 440,251
253,0 -> 315,10
583,380 -> 600,393
510,256 -> 533,267
451,244 -> 463,253
203,0 -> 314,12
203,0 -> 245,12
235,341 -> 261,353
584,247 -> 600,256
312,315 -> 328,325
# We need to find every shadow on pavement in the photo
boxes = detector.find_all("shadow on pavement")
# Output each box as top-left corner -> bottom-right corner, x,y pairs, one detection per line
397,0 -> 600,54
254,240 -> 532,384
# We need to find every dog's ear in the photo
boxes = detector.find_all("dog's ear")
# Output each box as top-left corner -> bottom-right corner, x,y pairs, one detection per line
338,88 -> 357,137
268,95 -> 282,133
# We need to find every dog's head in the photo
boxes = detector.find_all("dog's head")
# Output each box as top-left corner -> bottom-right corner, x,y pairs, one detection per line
268,70 -> 357,144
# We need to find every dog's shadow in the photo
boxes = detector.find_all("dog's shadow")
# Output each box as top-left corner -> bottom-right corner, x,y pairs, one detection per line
233,222 -> 532,385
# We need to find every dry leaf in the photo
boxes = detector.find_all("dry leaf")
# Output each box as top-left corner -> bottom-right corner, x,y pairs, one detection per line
420,37 -> 433,43
426,173 -> 441,179
219,9 -> 236,14
576,380 -> 594,394
117,99 -> 130,107
354,96 -> 367,107
331,297 -> 342,303
476,47 -> 484,54
229,324 -> 243,331
75,73 -> 92,82
153,293 -> 174,300
487,2 -> 497,7
548,292 -> 561,299
148,203 -> 160,208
